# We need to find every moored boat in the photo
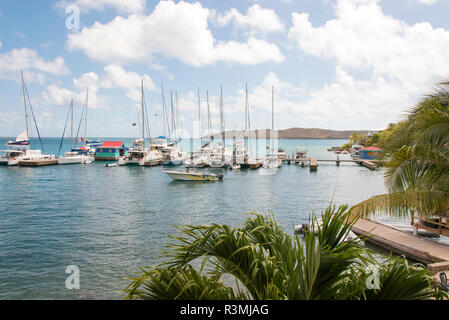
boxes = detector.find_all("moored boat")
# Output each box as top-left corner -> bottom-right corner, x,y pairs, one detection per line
58,152 -> 93,165
162,169 -> 223,181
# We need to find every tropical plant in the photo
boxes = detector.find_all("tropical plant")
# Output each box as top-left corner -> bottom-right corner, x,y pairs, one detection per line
124,205 -> 444,300
352,80 -> 449,219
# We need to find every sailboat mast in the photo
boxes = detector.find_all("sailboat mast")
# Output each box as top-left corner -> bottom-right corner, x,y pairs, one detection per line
84,87 -> 88,146
141,79 -> 145,142
175,90 -> 179,141
21,70 -> 29,140
71,99 -> 74,150
161,85 -> 166,138
244,83 -> 248,154
220,85 -> 225,161
206,90 -> 212,140
271,86 -> 274,154
245,83 -> 248,131
170,91 -> 174,141
198,88 -> 201,144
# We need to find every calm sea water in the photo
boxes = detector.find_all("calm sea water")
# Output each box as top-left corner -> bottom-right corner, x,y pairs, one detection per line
0,137 -> 431,299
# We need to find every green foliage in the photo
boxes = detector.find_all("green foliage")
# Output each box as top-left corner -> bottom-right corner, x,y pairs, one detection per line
352,80 -> 449,218
124,205 -> 443,300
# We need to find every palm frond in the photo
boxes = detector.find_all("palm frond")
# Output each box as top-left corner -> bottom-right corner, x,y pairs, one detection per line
351,191 -> 448,219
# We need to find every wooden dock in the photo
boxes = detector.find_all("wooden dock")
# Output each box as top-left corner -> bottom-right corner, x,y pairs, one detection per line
351,219 -> 449,273
316,159 -> 378,170
309,157 -> 318,172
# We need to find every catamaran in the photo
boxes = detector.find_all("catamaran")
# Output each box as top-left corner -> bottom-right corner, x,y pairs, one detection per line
3,71 -> 56,166
0,131 -> 30,166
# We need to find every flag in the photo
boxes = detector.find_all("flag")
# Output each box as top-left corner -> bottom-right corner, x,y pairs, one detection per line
76,138 -> 83,143
132,123 -> 137,126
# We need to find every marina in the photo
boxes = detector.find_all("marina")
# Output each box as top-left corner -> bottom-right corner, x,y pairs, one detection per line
1,137 -> 404,299
0,0 -> 447,301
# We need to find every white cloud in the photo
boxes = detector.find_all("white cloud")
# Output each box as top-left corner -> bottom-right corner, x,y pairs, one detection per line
214,4 -> 285,35
67,0 -> 285,67
55,0 -> 146,14
101,64 -> 157,101
0,48 -> 69,83
288,0 -> 449,92
416,0 -> 438,5
41,65 -> 157,108
42,72 -> 106,109
284,0 -> 449,128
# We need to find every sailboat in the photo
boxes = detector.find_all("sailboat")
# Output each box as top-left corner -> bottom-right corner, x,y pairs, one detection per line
71,88 -> 101,156
263,86 -> 281,169
209,85 -> 232,168
119,79 -> 162,166
1,71 -> 56,166
0,130 -> 30,166
162,91 -> 185,166
185,89 -> 210,168
58,99 -> 93,165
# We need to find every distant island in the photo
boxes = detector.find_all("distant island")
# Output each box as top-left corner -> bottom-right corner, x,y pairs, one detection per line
204,128 -> 376,140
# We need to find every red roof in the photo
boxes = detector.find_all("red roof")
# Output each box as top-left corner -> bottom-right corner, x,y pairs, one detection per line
360,146 -> 383,151
99,141 -> 124,148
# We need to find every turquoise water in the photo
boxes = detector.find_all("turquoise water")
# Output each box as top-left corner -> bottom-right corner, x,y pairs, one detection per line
0,137 -> 393,299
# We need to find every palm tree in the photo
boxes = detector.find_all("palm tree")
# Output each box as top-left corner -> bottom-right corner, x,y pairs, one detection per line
124,205 -> 444,300
352,80 -> 449,219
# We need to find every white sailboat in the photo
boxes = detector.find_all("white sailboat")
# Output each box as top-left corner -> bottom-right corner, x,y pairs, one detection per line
119,80 -> 161,166
0,130 -> 30,166
208,85 -> 232,168
162,91 -> 185,166
4,71 -> 56,166
263,86 -> 281,169
71,88 -> 99,157
58,98 -> 93,165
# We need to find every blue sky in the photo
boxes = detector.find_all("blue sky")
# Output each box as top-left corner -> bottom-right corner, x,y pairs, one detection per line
0,0 -> 448,138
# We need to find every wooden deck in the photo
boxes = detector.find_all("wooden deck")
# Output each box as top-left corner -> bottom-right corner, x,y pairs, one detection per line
351,219 -> 449,273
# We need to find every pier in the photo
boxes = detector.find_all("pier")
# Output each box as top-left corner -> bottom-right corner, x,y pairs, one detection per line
351,219 -> 449,274
284,157 -> 379,171
315,159 -> 378,170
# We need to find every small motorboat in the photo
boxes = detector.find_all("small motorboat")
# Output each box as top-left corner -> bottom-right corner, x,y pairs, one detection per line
230,164 -> 241,170
104,163 -> 118,167
163,170 -> 223,181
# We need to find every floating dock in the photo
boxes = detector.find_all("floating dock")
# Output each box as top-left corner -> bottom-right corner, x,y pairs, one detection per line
315,159 -> 378,170
351,219 -> 449,273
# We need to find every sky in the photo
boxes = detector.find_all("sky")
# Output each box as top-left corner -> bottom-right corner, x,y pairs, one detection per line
0,0 -> 448,138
